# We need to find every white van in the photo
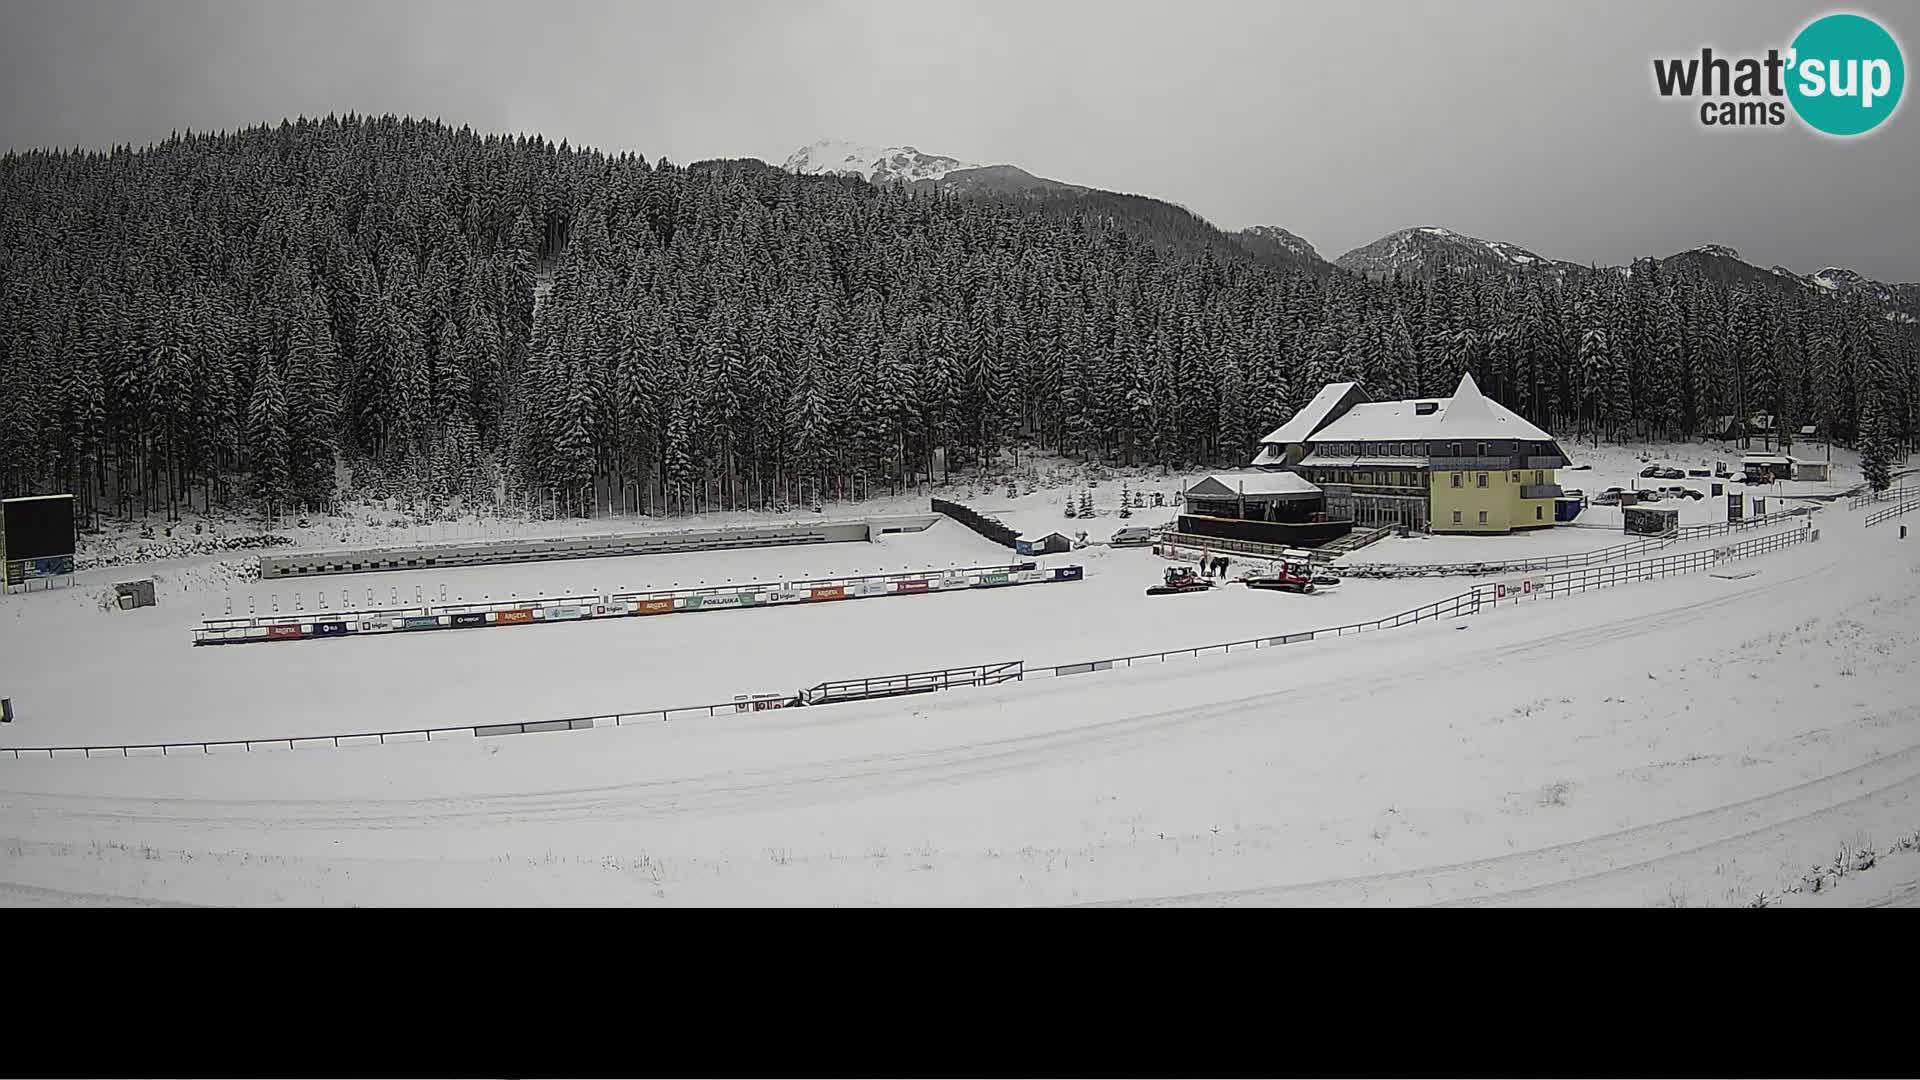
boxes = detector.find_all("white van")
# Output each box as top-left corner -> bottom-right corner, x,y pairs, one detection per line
1110,526 -> 1155,547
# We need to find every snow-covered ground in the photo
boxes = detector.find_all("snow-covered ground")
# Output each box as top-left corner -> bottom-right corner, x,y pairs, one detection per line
4,441 -> 1914,907
2,491 -> 1916,906
2,518 -> 1491,747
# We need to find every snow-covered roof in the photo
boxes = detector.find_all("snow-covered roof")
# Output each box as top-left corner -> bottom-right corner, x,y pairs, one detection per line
1261,382 -> 1362,446
1742,453 -> 1793,464
1307,373 -> 1553,444
1187,472 -> 1323,500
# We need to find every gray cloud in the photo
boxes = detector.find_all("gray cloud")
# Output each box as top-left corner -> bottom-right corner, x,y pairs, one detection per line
3,0 -> 1916,279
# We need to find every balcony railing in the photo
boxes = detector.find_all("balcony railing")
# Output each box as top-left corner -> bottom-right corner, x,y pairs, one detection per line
1520,483 -> 1564,500
1429,456 -> 1519,472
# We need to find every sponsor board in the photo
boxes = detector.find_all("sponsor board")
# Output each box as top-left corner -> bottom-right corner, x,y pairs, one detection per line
541,605 -> 586,620
4,554 -> 75,584
768,590 -> 804,604
977,573 -> 1010,587
450,611 -> 488,627
1053,565 -> 1085,581
312,620 -> 352,636
734,694 -> 791,713
400,615 -> 443,630
941,576 -> 969,590
496,608 -> 535,624
1495,578 -> 1537,601
635,598 -> 676,615
266,624 -> 304,640
855,581 -> 890,597
1015,569 -> 1047,584
895,579 -> 929,593
810,585 -> 847,601
360,617 -> 395,632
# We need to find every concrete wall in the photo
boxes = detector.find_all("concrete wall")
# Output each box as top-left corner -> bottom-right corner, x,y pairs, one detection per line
258,514 -> 940,579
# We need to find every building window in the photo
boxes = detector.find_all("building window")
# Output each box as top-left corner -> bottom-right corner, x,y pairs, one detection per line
1451,473 -> 1462,488
1478,510 -> 1489,525
1477,473 -> 1488,488
1535,470 -> 1543,484
1536,506 -> 1544,520
1452,510 -> 1462,524
1477,442 -> 1487,456
1511,471 -> 1521,483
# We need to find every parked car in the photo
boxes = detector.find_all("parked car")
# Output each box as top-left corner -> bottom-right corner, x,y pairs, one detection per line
1638,490 -> 1663,502
1639,465 -> 1662,478
1592,487 -> 1627,506
1110,526 -> 1155,547
1658,467 -> 1687,479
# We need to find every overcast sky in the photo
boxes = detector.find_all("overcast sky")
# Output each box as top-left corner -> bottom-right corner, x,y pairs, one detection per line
3,0 -> 1916,279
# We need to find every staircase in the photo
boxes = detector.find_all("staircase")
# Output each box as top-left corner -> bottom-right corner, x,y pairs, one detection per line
1318,525 -> 1394,557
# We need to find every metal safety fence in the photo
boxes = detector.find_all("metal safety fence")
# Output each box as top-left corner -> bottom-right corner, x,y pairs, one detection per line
1333,532 -> 1679,580
1849,485 -> 1913,510
1865,498 -> 1920,528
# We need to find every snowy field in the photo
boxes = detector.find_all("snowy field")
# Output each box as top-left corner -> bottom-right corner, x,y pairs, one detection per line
2,442 -> 1915,906
0,502 -> 1914,906
2,518 -> 1498,747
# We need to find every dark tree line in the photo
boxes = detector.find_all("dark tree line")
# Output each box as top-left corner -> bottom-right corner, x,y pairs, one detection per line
3,114 -> 1915,527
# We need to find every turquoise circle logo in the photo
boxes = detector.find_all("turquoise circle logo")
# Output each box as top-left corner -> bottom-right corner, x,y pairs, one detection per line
1787,13 -> 1905,136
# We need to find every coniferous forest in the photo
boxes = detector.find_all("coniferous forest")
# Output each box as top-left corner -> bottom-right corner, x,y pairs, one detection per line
2,114 -> 1916,527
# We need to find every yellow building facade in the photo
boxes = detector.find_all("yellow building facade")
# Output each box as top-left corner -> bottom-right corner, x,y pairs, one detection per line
1429,465 -> 1560,533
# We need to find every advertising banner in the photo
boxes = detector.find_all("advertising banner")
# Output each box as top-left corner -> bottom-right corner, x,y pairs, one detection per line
312,620 -> 351,636
896,579 -> 929,593
451,611 -> 489,627
401,615 -> 443,630
496,608 -> 535,624
266,624 -> 303,640
635,598 -> 676,615
810,585 -> 847,601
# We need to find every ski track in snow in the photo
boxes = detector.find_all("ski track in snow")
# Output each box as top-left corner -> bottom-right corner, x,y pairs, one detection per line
1,459 -> 1915,905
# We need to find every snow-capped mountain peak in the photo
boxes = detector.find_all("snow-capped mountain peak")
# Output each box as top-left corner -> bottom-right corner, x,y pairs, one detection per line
1335,226 -> 1564,277
1236,224 -> 1319,260
782,140 -> 979,184
1812,266 -> 1871,291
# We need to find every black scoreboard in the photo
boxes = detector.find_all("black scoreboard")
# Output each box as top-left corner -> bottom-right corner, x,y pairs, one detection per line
1,494 -> 76,586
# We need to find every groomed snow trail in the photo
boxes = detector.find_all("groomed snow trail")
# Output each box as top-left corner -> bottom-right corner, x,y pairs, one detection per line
1,507 -> 1915,905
